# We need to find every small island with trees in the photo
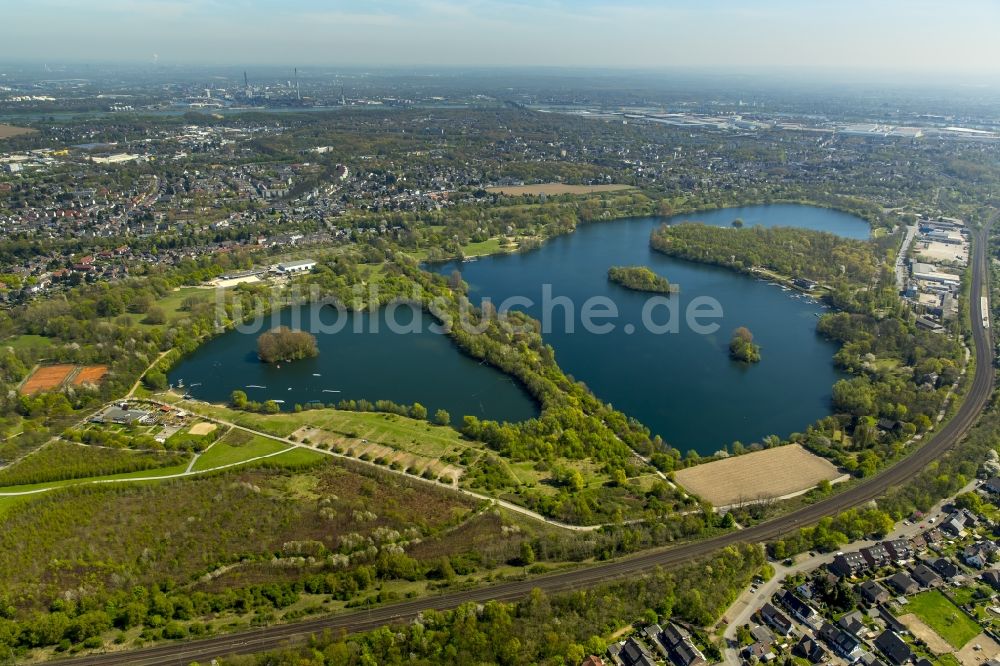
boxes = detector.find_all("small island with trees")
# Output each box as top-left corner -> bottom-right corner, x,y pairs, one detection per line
607,266 -> 673,294
257,326 -> 319,364
729,326 -> 761,363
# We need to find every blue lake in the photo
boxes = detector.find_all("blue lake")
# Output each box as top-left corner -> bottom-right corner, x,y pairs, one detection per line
436,204 -> 870,454
172,203 -> 869,455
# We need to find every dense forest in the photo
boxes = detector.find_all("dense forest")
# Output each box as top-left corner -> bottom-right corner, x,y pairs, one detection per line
217,543 -> 766,666
0,441 -> 187,487
650,223 -> 879,286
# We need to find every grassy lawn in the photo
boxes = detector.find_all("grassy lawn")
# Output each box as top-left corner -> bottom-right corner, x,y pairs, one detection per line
0,462 -> 191,495
3,334 -> 54,351
183,401 -> 474,458
462,238 -> 505,256
907,590 -> 981,649
121,286 -> 213,328
192,432 -> 289,471
269,446 -> 327,468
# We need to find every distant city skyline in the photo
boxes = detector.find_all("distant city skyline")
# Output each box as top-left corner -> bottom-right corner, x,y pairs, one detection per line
3,0 -> 999,79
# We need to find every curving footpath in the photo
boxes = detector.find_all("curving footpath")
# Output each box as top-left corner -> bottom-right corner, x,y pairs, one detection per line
57,224 -> 996,666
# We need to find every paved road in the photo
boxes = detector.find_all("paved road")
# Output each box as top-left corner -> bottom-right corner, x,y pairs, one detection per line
57,223 -> 996,666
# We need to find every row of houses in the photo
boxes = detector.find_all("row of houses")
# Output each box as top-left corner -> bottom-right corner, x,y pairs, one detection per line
606,622 -> 707,666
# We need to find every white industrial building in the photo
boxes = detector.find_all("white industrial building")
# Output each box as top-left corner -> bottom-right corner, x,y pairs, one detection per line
911,262 -> 961,286
276,259 -> 317,274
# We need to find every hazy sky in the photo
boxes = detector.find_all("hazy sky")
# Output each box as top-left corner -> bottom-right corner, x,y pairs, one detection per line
5,0 -> 999,74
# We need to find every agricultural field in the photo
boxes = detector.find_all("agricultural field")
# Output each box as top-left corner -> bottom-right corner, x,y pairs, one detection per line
0,440 -> 189,487
486,183 -> 633,195
673,444 -> 844,506
905,590 -> 982,650
0,124 -> 35,139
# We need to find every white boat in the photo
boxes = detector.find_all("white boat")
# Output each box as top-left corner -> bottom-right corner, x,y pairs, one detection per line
272,399 -> 285,404
246,385 -> 266,389
322,389 -> 341,393
312,373 -> 322,377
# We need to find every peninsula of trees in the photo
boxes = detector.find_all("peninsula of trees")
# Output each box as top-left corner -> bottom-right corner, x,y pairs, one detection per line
650,223 -> 878,285
607,266 -> 672,294
256,327 -> 319,363
729,327 -> 761,363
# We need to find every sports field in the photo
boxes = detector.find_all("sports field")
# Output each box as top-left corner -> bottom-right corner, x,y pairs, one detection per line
21,364 -> 110,393
72,365 -> 109,386
20,365 -> 76,394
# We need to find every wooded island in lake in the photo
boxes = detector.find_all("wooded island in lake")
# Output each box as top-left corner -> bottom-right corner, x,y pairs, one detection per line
607,265 -> 672,293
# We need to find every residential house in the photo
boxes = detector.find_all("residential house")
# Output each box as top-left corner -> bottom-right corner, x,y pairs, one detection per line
794,636 -> 828,664
608,638 -> 657,666
858,580 -> 890,605
819,621 -> 863,662
874,631 -> 912,666
759,603 -> 793,636
981,569 -> 1000,591
751,625 -> 776,648
861,544 -> 892,569
651,623 -> 706,666
981,477 -> 1000,496
743,642 -> 772,662
931,557 -> 961,580
582,657 -> 605,666
942,511 -> 969,537
910,564 -> 942,588
963,541 -> 998,569
884,539 -> 913,561
778,590 -> 820,627
837,611 -> 866,638
831,552 -> 869,578
887,572 -> 919,596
